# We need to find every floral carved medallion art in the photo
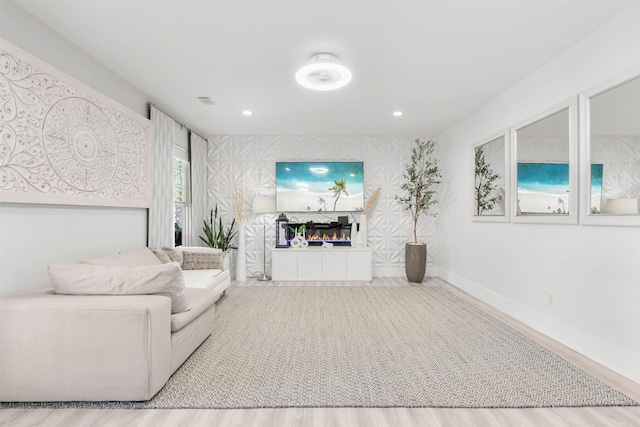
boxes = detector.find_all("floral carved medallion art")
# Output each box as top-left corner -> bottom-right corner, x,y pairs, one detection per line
0,38 -> 152,208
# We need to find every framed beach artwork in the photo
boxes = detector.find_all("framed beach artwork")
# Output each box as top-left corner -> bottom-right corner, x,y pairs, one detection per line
516,163 -> 570,215
275,161 -> 364,212
517,164 -> 602,216
0,38 -> 152,208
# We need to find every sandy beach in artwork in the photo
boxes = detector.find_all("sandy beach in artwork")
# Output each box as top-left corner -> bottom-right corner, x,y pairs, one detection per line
517,189 -> 569,214
277,189 -> 364,212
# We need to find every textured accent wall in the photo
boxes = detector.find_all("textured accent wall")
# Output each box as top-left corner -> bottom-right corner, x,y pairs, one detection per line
206,136 -> 439,279
592,135 -> 640,206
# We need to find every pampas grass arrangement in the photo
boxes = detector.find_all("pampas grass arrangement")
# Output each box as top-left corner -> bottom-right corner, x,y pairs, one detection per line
363,187 -> 381,214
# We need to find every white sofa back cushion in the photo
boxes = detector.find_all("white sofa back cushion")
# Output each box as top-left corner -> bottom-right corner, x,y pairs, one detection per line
83,247 -> 162,267
48,262 -> 190,313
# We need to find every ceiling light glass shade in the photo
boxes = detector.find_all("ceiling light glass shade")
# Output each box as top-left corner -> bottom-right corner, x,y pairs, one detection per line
296,54 -> 352,91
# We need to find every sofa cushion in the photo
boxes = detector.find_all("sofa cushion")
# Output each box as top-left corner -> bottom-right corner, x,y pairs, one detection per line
163,247 -> 184,267
181,251 -> 225,270
151,248 -> 172,264
171,287 -> 220,332
182,269 -> 229,289
84,247 -> 161,268
48,262 -> 190,314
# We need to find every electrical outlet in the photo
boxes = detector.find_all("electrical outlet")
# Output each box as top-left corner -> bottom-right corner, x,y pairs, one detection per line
547,293 -> 556,306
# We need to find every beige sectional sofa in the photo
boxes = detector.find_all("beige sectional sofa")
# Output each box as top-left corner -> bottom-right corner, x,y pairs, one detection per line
0,247 -> 230,402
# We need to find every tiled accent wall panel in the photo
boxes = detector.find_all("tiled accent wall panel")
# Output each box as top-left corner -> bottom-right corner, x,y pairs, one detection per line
517,136 -> 569,163
206,136 -> 439,278
592,136 -> 640,205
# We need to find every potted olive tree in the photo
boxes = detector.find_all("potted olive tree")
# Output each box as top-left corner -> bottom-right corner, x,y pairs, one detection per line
396,138 -> 441,283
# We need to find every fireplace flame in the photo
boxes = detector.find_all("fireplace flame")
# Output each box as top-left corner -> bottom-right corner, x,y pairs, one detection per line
306,231 -> 350,242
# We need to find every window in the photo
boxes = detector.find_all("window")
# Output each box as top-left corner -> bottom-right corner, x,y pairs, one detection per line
173,157 -> 189,246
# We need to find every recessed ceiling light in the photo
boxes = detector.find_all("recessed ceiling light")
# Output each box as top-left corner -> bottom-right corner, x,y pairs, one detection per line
393,111 -> 403,117
296,53 -> 352,91
242,110 -> 252,116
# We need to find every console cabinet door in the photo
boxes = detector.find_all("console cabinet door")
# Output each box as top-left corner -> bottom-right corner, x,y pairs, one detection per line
272,250 -> 297,281
297,251 -> 322,281
322,251 -> 347,281
346,251 -> 372,281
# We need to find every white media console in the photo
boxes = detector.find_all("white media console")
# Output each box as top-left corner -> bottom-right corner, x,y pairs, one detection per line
272,247 -> 372,282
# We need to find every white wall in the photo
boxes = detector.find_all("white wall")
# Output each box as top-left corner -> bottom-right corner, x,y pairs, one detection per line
0,1 -> 149,296
437,3 -> 640,383
206,135 -> 439,279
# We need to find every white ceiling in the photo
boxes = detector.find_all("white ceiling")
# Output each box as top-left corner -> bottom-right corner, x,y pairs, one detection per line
11,0 -> 637,137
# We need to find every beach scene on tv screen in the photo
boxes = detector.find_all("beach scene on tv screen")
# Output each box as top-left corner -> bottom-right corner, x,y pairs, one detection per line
276,162 -> 364,212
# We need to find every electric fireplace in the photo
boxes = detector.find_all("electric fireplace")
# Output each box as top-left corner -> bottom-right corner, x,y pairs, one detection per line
287,221 -> 353,246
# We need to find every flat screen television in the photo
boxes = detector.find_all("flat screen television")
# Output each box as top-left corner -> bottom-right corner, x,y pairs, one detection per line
276,161 -> 364,212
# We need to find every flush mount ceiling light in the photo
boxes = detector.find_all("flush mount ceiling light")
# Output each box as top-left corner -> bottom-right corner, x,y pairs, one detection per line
295,53 -> 352,91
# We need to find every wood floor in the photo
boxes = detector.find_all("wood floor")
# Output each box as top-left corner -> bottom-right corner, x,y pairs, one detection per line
1,277 -> 638,427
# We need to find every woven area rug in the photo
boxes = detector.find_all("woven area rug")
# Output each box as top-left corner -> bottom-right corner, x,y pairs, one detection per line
5,285 -> 637,409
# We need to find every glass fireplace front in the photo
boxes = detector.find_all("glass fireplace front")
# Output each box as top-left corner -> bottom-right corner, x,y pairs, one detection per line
288,221 -> 353,246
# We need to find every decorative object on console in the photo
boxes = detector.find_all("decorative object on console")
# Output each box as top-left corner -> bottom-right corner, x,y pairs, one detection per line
396,139 -> 441,283
0,39 -> 152,208
350,219 -> 358,247
253,196 -> 276,281
289,224 -> 307,248
275,213 -> 290,248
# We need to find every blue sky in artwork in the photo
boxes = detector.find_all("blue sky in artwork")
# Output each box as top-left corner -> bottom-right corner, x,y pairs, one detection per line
276,162 -> 364,194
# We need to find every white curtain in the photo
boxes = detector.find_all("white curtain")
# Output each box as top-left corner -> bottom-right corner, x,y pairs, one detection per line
185,132 -> 208,246
148,106 -> 178,248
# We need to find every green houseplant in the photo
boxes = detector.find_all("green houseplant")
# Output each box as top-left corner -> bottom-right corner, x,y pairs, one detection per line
200,204 -> 238,252
474,146 -> 501,215
395,138 -> 441,283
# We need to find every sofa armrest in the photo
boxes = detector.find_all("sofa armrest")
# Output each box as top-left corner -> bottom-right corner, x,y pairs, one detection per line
0,288 -> 172,402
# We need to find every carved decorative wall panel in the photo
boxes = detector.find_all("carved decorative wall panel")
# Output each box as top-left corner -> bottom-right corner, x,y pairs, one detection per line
0,39 -> 151,208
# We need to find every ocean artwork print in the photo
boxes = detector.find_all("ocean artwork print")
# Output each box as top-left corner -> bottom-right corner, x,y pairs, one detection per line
517,163 -> 570,214
590,164 -> 604,214
276,162 -> 364,212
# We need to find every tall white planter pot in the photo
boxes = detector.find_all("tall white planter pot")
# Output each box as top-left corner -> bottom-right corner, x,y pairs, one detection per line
235,220 -> 247,281
356,214 -> 368,248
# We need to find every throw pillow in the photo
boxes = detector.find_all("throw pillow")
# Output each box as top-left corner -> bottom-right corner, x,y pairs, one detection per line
181,251 -> 225,270
163,247 -> 184,267
151,248 -> 172,264
48,262 -> 191,314
83,247 -> 162,267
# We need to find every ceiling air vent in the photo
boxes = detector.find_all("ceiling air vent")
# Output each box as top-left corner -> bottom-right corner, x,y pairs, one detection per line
197,96 -> 215,105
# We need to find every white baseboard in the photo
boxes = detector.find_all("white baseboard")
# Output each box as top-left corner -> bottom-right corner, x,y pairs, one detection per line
373,266 -> 439,278
440,269 -> 640,385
